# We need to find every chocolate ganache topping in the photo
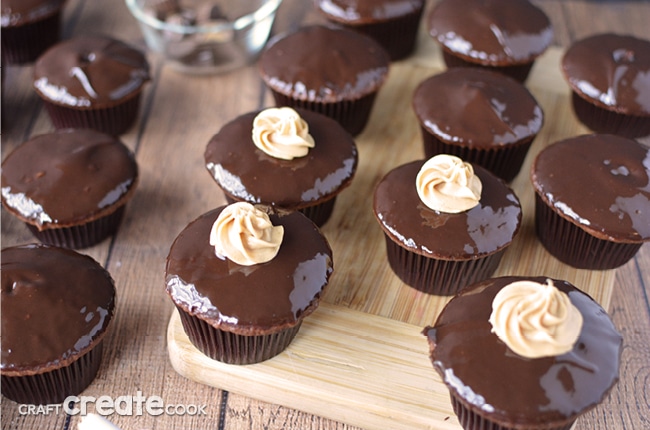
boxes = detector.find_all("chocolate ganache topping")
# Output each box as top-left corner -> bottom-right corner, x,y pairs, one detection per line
413,68 -> 543,147
428,0 -> 553,65
531,134 -> 650,242
258,25 -> 390,102
204,108 -> 358,209
33,34 -> 150,108
1,0 -> 64,27
1,244 -> 116,376
373,160 -> 521,259
424,276 -> 622,425
1,128 -> 138,229
315,0 -> 424,23
166,206 -> 333,334
561,33 -> 650,116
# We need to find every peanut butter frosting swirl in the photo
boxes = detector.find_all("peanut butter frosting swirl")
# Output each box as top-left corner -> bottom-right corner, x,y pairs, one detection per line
416,154 -> 482,213
209,202 -> 284,266
489,279 -> 584,358
252,107 -> 315,160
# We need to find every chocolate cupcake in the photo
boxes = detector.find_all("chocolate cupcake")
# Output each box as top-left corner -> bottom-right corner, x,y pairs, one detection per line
204,107 -> 358,227
258,24 -> 390,136
412,68 -> 544,182
531,133 -> 650,269
561,33 -> 650,139
1,0 -> 66,64
1,244 -> 116,405
33,34 -> 151,135
313,0 -> 425,61
165,202 -> 333,364
1,128 -> 139,249
423,276 -> 622,430
373,155 -> 522,295
427,0 -> 553,83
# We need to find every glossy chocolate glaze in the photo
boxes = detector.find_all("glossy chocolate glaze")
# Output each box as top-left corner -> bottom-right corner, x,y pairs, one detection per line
424,276 -> 622,426
1,128 -> 138,228
1,244 -> 116,375
204,108 -> 358,209
1,0 -> 64,26
413,68 -> 543,147
561,33 -> 650,116
373,160 -> 521,259
315,0 -> 424,24
258,25 -> 390,102
33,35 -> 150,108
166,206 -> 333,334
427,0 -> 553,65
531,134 -> 650,242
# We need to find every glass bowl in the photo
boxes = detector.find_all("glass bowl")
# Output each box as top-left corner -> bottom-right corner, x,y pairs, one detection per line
125,0 -> 282,74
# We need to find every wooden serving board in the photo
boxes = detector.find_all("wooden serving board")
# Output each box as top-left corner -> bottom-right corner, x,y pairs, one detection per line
168,31 -> 616,430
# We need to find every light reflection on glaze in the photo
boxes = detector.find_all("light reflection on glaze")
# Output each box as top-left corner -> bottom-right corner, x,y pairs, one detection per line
97,180 -> 134,209
167,275 -> 229,323
34,77 -> 92,107
301,158 -> 356,201
207,162 -> 259,203
562,34 -> 650,114
1,187 -> 53,225
290,253 -> 332,318
465,202 -> 521,254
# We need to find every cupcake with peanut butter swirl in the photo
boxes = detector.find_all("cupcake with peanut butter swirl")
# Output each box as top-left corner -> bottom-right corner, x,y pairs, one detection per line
205,107 -> 358,227
373,154 -> 521,295
424,276 -> 622,430
165,202 -> 333,364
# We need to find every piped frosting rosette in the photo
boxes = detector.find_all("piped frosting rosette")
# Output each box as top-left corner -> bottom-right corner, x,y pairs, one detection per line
252,107 -> 315,160
416,154 -> 482,213
489,278 -> 584,358
209,202 -> 284,266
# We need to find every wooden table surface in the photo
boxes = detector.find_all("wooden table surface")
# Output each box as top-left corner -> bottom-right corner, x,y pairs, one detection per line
2,1 -> 649,429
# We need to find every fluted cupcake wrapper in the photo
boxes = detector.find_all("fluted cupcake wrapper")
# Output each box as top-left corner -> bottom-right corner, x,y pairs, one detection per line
224,194 -> 337,228
421,127 -> 534,183
383,235 -> 505,296
26,205 -> 127,250
270,91 -> 378,137
338,9 -> 424,61
177,307 -> 302,365
449,392 -> 576,430
534,194 -> 642,270
571,92 -> 650,139
1,11 -> 62,64
41,93 -> 143,136
441,50 -> 534,84
1,342 -> 103,405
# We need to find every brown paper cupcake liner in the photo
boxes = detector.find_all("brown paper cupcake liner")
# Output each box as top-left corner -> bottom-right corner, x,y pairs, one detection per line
177,307 -> 302,365
1,342 -> 104,405
224,194 -> 337,227
1,11 -> 62,64
421,128 -> 534,182
270,91 -> 377,137
534,194 -> 642,269
449,391 -> 575,430
40,93 -> 143,136
383,235 -> 505,295
339,10 -> 424,61
441,50 -> 534,84
571,92 -> 650,139
26,205 -> 127,249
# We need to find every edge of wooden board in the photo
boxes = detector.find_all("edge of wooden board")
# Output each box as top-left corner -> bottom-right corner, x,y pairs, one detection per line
167,304 -> 461,430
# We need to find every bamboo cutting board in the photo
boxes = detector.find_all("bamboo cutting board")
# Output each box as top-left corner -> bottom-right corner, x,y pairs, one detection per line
167,32 -> 616,430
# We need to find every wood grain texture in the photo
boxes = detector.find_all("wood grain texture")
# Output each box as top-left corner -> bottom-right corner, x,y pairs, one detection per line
1,1 -> 648,430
